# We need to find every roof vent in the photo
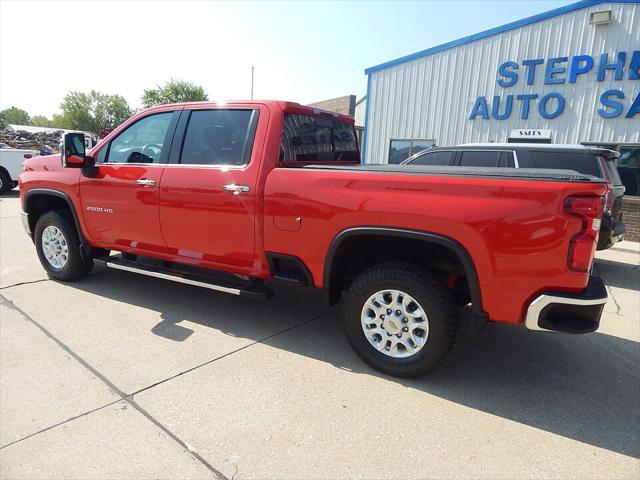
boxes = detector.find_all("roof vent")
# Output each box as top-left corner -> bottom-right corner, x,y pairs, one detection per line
590,10 -> 612,25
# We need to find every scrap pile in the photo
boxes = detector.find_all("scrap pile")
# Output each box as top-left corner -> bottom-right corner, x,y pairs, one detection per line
0,129 -> 61,152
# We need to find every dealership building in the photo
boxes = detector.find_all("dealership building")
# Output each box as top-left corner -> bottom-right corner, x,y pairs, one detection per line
360,0 -> 639,207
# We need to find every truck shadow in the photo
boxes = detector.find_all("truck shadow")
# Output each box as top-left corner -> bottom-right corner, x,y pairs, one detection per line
594,258 -> 640,291
66,266 -> 639,460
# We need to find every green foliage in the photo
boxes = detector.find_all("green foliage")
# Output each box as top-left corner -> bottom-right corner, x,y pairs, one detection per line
1,106 -> 30,126
141,79 -> 208,108
58,90 -> 133,134
31,115 -> 54,128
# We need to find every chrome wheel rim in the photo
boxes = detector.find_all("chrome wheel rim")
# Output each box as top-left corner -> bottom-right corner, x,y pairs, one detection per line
41,226 -> 69,268
361,289 -> 429,358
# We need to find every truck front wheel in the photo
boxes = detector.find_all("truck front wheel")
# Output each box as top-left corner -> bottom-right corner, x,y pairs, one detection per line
34,210 -> 94,281
0,170 -> 11,194
342,262 -> 459,377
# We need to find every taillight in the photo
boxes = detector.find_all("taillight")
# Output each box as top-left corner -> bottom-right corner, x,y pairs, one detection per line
597,156 -> 614,214
603,186 -> 614,214
23,154 -> 32,159
564,196 -> 603,272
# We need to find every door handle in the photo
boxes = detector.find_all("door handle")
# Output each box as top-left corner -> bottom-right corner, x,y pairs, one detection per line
223,184 -> 250,195
136,178 -> 156,186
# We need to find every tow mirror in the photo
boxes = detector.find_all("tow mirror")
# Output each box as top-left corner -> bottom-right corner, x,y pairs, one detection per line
62,132 -> 88,168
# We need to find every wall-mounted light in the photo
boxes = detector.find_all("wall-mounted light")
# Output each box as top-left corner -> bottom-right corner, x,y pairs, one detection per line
590,10 -> 612,25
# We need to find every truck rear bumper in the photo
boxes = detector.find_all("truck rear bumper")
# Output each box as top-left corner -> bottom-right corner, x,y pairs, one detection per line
524,275 -> 608,333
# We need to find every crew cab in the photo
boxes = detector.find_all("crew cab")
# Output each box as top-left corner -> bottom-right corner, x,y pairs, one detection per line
19,101 -> 609,377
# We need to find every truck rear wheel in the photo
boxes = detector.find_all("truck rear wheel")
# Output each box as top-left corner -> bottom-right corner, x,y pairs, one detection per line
34,210 -> 93,281
342,262 -> 459,377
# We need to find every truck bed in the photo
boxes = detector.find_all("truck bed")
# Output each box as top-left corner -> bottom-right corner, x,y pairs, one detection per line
304,164 -> 606,183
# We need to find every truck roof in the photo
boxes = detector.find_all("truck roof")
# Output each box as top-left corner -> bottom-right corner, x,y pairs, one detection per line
447,143 -> 619,157
140,100 -> 355,123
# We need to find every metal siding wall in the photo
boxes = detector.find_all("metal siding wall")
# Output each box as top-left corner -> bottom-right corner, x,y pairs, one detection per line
365,2 -> 640,163
354,98 -> 367,127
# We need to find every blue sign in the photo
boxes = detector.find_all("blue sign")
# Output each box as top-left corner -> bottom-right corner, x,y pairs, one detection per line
469,51 -> 640,120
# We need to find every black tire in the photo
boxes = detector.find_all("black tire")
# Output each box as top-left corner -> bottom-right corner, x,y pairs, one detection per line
0,170 -> 11,194
34,210 -> 93,281
342,262 -> 459,378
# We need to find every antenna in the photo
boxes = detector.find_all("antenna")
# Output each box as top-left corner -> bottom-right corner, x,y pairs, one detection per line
251,66 -> 254,100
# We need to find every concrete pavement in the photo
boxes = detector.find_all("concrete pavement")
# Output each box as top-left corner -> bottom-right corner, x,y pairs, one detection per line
1,191 -> 638,479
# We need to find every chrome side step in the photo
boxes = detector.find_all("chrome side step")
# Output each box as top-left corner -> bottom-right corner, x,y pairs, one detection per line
95,255 -> 271,299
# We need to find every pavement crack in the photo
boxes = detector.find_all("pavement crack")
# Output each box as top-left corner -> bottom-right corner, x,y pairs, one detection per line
594,264 -> 622,315
0,400 -> 122,450
0,293 -> 229,480
128,309 -> 336,398
0,278 -> 50,290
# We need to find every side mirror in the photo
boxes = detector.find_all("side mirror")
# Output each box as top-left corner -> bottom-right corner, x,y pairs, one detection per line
62,133 -> 88,168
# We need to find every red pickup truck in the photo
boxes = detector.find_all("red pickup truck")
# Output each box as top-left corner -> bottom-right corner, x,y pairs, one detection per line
19,101 -> 608,377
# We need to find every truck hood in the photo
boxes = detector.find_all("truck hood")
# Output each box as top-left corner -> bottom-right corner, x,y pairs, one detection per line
23,154 -> 63,172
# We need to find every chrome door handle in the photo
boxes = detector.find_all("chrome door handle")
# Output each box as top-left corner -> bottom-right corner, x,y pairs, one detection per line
223,184 -> 250,195
136,178 -> 156,186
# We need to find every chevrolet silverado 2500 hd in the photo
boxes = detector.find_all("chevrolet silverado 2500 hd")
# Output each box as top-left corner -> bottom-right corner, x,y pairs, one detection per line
19,101 -> 609,377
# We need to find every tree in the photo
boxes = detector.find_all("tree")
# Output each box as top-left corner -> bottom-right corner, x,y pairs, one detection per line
58,90 -> 133,133
31,115 -> 53,128
141,79 -> 208,108
0,106 -> 30,126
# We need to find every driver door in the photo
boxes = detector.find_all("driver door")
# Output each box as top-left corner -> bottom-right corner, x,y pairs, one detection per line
79,110 -> 180,253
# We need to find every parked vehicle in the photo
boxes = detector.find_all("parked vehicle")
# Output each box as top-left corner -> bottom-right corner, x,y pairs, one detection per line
0,147 -> 38,193
403,143 -> 625,250
19,101 -> 609,377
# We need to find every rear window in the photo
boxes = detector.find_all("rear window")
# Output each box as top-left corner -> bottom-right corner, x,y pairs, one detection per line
280,114 -> 358,163
532,151 -> 600,177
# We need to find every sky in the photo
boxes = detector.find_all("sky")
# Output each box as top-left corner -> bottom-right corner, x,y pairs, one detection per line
0,0 -> 577,118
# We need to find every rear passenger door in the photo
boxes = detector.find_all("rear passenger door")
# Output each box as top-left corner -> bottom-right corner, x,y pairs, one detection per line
158,106 -> 263,270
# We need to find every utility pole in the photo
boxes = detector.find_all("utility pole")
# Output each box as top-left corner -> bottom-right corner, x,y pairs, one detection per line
251,66 -> 254,100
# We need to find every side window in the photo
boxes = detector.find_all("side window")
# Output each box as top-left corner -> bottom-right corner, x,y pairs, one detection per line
497,151 -> 515,167
409,151 -> 452,166
532,152 -> 600,177
181,109 -> 257,166
106,112 -> 175,164
95,145 -> 107,163
459,151 -> 500,167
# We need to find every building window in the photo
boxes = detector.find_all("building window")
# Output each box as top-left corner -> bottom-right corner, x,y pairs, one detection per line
389,139 -> 435,164
582,143 -> 640,197
618,146 -> 640,197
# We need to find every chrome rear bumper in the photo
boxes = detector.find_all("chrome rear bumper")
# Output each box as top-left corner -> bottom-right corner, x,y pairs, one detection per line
525,275 -> 608,333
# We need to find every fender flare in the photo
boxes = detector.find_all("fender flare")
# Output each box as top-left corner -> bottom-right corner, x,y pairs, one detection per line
24,188 -> 91,258
323,226 -> 487,319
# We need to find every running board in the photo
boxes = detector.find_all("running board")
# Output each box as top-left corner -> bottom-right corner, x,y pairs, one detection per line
95,255 -> 272,299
